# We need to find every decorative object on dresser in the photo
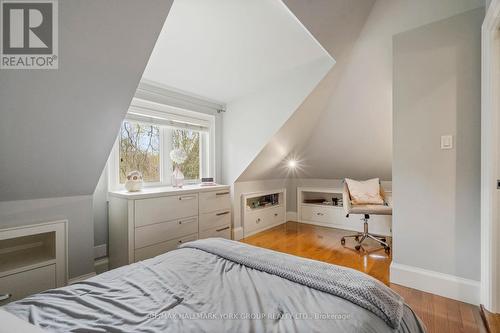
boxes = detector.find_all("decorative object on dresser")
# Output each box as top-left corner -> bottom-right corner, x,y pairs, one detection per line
108,184 -> 231,269
0,220 -> 67,305
297,187 -> 392,237
169,148 -> 187,188
242,189 -> 286,238
124,170 -> 143,192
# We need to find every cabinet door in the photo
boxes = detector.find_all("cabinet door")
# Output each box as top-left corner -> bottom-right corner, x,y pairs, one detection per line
135,194 -> 198,227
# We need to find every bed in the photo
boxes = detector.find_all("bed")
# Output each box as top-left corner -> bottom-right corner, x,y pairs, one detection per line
1,238 -> 426,332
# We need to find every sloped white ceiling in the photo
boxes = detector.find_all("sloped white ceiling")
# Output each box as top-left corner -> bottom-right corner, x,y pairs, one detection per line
237,0 -> 376,181
143,0 -> 332,103
238,0 -> 485,182
0,0 -> 173,201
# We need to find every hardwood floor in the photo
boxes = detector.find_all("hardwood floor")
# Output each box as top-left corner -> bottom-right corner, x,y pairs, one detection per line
241,222 -> 487,333
481,305 -> 500,333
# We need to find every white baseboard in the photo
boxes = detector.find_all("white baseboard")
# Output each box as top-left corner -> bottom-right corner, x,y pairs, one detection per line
286,211 -> 298,221
243,221 -> 285,239
233,227 -> 244,240
68,272 -> 96,285
390,262 -> 480,305
298,219 -> 392,237
94,244 -> 107,259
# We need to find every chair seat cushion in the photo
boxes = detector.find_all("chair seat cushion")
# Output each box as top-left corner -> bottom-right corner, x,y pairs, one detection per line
349,204 -> 392,215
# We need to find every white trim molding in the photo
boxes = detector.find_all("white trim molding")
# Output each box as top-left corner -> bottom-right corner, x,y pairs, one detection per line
286,211 -> 298,221
481,0 -> 500,313
391,263 -> 480,305
232,227 -> 244,240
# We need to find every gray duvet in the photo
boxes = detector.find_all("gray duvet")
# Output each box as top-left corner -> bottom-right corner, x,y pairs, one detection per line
4,238 -> 426,333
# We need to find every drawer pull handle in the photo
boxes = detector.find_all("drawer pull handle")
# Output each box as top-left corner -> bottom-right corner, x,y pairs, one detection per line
179,196 -> 196,201
0,294 -> 11,302
216,192 -> 230,196
178,240 -> 183,244
216,211 -> 230,216
256,218 -> 261,223
178,218 -> 196,225
216,226 -> 230,232
316,213 -> 324,216
274,213 -> 278,217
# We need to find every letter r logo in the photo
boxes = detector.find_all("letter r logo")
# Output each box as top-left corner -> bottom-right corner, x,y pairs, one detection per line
2,2 -> 53,54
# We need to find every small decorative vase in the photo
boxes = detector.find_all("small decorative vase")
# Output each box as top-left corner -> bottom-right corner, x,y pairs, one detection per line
125,171 -> 143,192
172,166 -> 184,188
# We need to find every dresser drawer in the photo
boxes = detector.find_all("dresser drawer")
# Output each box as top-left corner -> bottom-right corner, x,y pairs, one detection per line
135,194 -> 198,227
199,210 -> 231,231
0,264 -> 56,304
135,217 -> 198,249
300,205 -> 336,224
134,234 -> 198,262
199,190 -> 231,213
199,225 -> 231,240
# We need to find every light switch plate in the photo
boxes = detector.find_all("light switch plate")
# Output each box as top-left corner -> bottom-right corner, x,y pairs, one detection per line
441,135 -> 453,150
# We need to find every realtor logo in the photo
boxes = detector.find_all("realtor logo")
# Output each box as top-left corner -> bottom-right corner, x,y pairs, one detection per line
0,0 -> 58,69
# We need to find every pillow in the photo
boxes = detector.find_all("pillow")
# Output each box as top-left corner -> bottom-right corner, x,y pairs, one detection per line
345,178 -> 384,205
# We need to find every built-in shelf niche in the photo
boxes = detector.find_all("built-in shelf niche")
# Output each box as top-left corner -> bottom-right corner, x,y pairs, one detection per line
0,232 -> 56,277
301,190 -> 343,208
246,191 -> 283,211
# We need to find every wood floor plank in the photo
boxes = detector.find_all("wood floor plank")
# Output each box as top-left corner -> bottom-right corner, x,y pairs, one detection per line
241,222 -> 486,333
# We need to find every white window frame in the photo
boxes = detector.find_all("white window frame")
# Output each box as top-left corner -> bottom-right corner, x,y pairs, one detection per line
108,97 -> 216,191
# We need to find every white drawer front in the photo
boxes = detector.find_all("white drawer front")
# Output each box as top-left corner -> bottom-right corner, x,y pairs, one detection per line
300,205 -> 337,224
0,264 -> 56,304
199,225 -> 231,240
135,194 -> 198,227
135,217 -> 198,249
199,190 -> 231,213
245,206 -> 285,234
134,234 -> 198,262
199,210 -> 231,231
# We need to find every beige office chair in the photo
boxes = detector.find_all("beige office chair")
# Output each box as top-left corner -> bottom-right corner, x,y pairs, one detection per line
340,181 -> 392,253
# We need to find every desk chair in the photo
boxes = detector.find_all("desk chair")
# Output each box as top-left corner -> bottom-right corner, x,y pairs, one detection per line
340,180 -> 392,254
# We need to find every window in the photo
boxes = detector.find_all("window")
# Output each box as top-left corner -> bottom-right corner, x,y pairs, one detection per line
108,101 -> 215,190
119,122 -> 160,183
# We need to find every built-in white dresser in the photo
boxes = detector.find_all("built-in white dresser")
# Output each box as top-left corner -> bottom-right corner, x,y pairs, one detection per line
242,189 -> 286,238
108,185 -> 231,269
0,220 -> 67,305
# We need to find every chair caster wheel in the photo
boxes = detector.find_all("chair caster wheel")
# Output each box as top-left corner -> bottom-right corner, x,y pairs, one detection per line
355,245 -> 361,251
385,247 -> 390,254
354,236 -> 359,241
341,238 -> 345,245
380,238 -> 386,242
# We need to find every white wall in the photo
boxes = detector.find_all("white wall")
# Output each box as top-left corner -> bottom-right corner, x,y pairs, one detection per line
0,0 -> 172,277
393,8 -> 483,283
0,0 -> 173,201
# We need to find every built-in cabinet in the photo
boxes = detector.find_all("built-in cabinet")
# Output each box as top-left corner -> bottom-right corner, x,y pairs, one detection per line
242,189 -> 286,238
0,220 -> 67,305
297,187 -> 392,236
108,185 -> 231,269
